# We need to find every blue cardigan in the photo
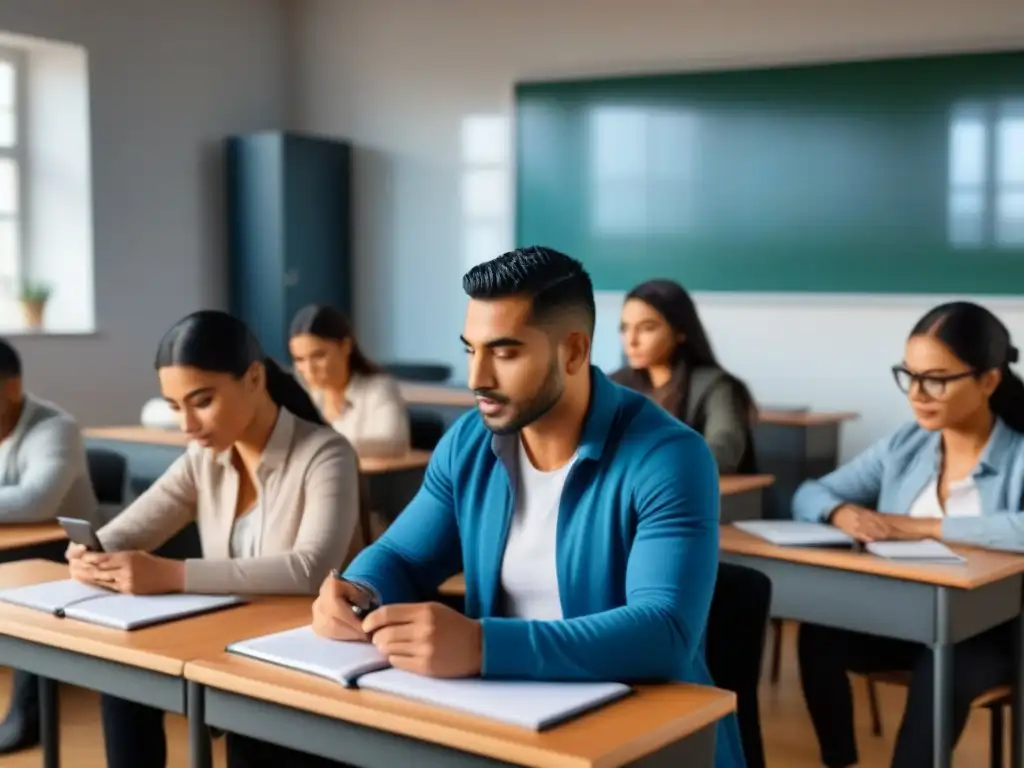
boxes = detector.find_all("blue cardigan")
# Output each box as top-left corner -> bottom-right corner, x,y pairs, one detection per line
344,367 -> 745,768
793,418 -> 1024,550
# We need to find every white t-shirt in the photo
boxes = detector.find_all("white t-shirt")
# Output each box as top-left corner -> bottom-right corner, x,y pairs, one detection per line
499,439 -> 576,620
907,476 -> 982,519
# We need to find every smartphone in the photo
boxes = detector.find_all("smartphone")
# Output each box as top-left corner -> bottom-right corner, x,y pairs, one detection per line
56,516 -> 104,552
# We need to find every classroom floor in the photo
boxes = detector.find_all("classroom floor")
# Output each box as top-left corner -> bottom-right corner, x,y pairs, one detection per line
0,621 -> 1002,767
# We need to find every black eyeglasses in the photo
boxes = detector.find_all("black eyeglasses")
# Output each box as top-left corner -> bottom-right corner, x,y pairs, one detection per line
891,365 -> 977,398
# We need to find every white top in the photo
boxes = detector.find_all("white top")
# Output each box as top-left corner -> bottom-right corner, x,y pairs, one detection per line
230,504 -> 261,558
499,439 -> 575,620
907,476 -> 982,519
309,373 -> 411,458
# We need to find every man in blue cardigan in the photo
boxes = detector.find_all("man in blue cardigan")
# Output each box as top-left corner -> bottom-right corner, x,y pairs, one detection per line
313,246 -> 745,767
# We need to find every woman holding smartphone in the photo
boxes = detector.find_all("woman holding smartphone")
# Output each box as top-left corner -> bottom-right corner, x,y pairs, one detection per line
67,310 -> 359,768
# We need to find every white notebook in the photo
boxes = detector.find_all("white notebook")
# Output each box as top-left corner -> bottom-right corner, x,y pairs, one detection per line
0,579 -> 245,630
733,520 -> 855,547
227,626 -> 389,686
357,668 -> 631,730
865,539 -> 966,564
228,625 -> 631,728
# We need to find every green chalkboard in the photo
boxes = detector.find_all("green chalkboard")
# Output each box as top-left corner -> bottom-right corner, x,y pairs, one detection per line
515,50 -> 1024,294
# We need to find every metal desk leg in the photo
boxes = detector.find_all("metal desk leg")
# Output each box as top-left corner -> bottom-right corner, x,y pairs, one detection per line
933,588 -> 953,768
1012,610 -> 1024,768
39,676 -> 59,768
188,681 -> 213,768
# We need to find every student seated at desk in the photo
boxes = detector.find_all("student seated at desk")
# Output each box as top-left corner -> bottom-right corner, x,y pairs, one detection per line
289,304 -> 411,458
0,338 -> 99,755
610,279 -> 757,473
792,301 -> 1024,768
66,311 -> 359,768
298,248 -> 745,768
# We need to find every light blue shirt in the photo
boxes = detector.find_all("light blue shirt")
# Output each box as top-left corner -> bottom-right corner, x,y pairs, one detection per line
792,418 -> 1024,551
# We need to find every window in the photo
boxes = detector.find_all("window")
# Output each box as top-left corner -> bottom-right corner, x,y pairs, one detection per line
460,114 -> 511,270
947,100 -> 1024,248
588,106 -> 699,236
0,48 -> 23,301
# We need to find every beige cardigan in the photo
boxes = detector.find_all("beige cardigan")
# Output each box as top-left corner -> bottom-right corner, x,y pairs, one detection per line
97,408 -> 359,595
309,372 -> 411,458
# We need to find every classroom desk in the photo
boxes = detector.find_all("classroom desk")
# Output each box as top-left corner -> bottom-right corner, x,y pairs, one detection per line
83,426 -> 431,522
397,382 -> 856,519
0,560 -> 311,768
0,523 -> 67,563
718,526 -> 1024,768
185,654 -> 736,768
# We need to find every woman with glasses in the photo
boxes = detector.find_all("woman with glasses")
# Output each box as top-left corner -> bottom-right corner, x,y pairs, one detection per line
792,300 -> 1024,768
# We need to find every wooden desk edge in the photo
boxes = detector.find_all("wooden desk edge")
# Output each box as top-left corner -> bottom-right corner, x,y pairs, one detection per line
184,657 -> 736,768
720,526 -> 1024,589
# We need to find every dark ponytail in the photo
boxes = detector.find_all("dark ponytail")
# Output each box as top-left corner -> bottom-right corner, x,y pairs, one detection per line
155,309 -> 326,426
910,301 -> 1024,433
262,357 -> 326,425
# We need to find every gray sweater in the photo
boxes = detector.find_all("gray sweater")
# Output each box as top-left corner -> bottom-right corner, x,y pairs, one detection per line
0,395 -> 98,524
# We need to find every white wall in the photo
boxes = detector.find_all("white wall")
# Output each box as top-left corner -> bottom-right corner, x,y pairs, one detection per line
0,0 -> 292,423
295,0 -> 1024,460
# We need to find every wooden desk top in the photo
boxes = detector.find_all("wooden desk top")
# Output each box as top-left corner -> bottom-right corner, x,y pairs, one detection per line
398,383 -> 859,427
84,427 -> 431,475
0,560 -> 311,675
719,474 -> 774,495
185,654 -> 735,768
0,523 -> 66,551
720,525 -> 1024,589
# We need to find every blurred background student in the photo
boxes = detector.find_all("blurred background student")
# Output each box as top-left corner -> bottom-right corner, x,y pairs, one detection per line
289,304 -> 410,458
612,279 -> 757,473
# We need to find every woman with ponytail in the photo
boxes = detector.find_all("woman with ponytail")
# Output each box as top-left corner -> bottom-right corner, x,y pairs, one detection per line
67,310 -> 359,768
793,300 -> 1024,768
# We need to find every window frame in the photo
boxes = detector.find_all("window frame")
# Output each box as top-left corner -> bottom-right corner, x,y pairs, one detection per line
0,44 -> 28,298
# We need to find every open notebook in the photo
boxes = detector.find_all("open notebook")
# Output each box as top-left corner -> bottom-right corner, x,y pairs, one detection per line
0,579 -> 245,630
227,626 -> 632,730
733,520 -> 855,547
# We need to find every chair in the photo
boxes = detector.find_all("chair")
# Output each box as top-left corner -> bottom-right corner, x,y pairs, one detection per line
85,447 -> 128,506
706,562 -> 772,768
384,362 -> 452,382
409,410 -> 446,450
863,672 -> 1009,768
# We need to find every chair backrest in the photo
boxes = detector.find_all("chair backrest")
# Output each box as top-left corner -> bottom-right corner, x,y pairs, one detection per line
409,410 -> 446,450
706,561 -> 772,768
85,447 -> 128,506
384,362 -> 452,382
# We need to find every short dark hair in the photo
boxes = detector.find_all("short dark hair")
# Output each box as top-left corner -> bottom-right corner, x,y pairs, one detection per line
462,246 -> 595,335
155,310 -> 325,426
0,339 -> 21,380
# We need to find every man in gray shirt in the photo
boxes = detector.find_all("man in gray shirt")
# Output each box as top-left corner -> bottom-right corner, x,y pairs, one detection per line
0,339 -> 98,753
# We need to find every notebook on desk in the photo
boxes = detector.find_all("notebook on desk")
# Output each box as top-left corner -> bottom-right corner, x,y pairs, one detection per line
865,539 -> 966,564
0,579 -> 245,630
228,625 -> 632,730
733,520 -> 855,547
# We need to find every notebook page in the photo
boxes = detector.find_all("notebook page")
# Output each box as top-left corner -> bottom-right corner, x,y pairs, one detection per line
227,626 -> 389,687
866,540 -> 965,563
356,669 -> 631,730
0,579 -> 112,614
734,520 -> 855,547
62,593 -> 245,630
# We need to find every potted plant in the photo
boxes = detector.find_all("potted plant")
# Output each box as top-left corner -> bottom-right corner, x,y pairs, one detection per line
18,279 -> 52,331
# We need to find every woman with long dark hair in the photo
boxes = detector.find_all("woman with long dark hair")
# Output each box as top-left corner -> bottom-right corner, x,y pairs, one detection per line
793,301 -> 1024,768
611,279 -> 757,473
66,310 -> 359,768
289,305 -> 410,458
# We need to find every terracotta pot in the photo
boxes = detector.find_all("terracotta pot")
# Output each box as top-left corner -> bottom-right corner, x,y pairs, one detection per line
20,300 -> 45,330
